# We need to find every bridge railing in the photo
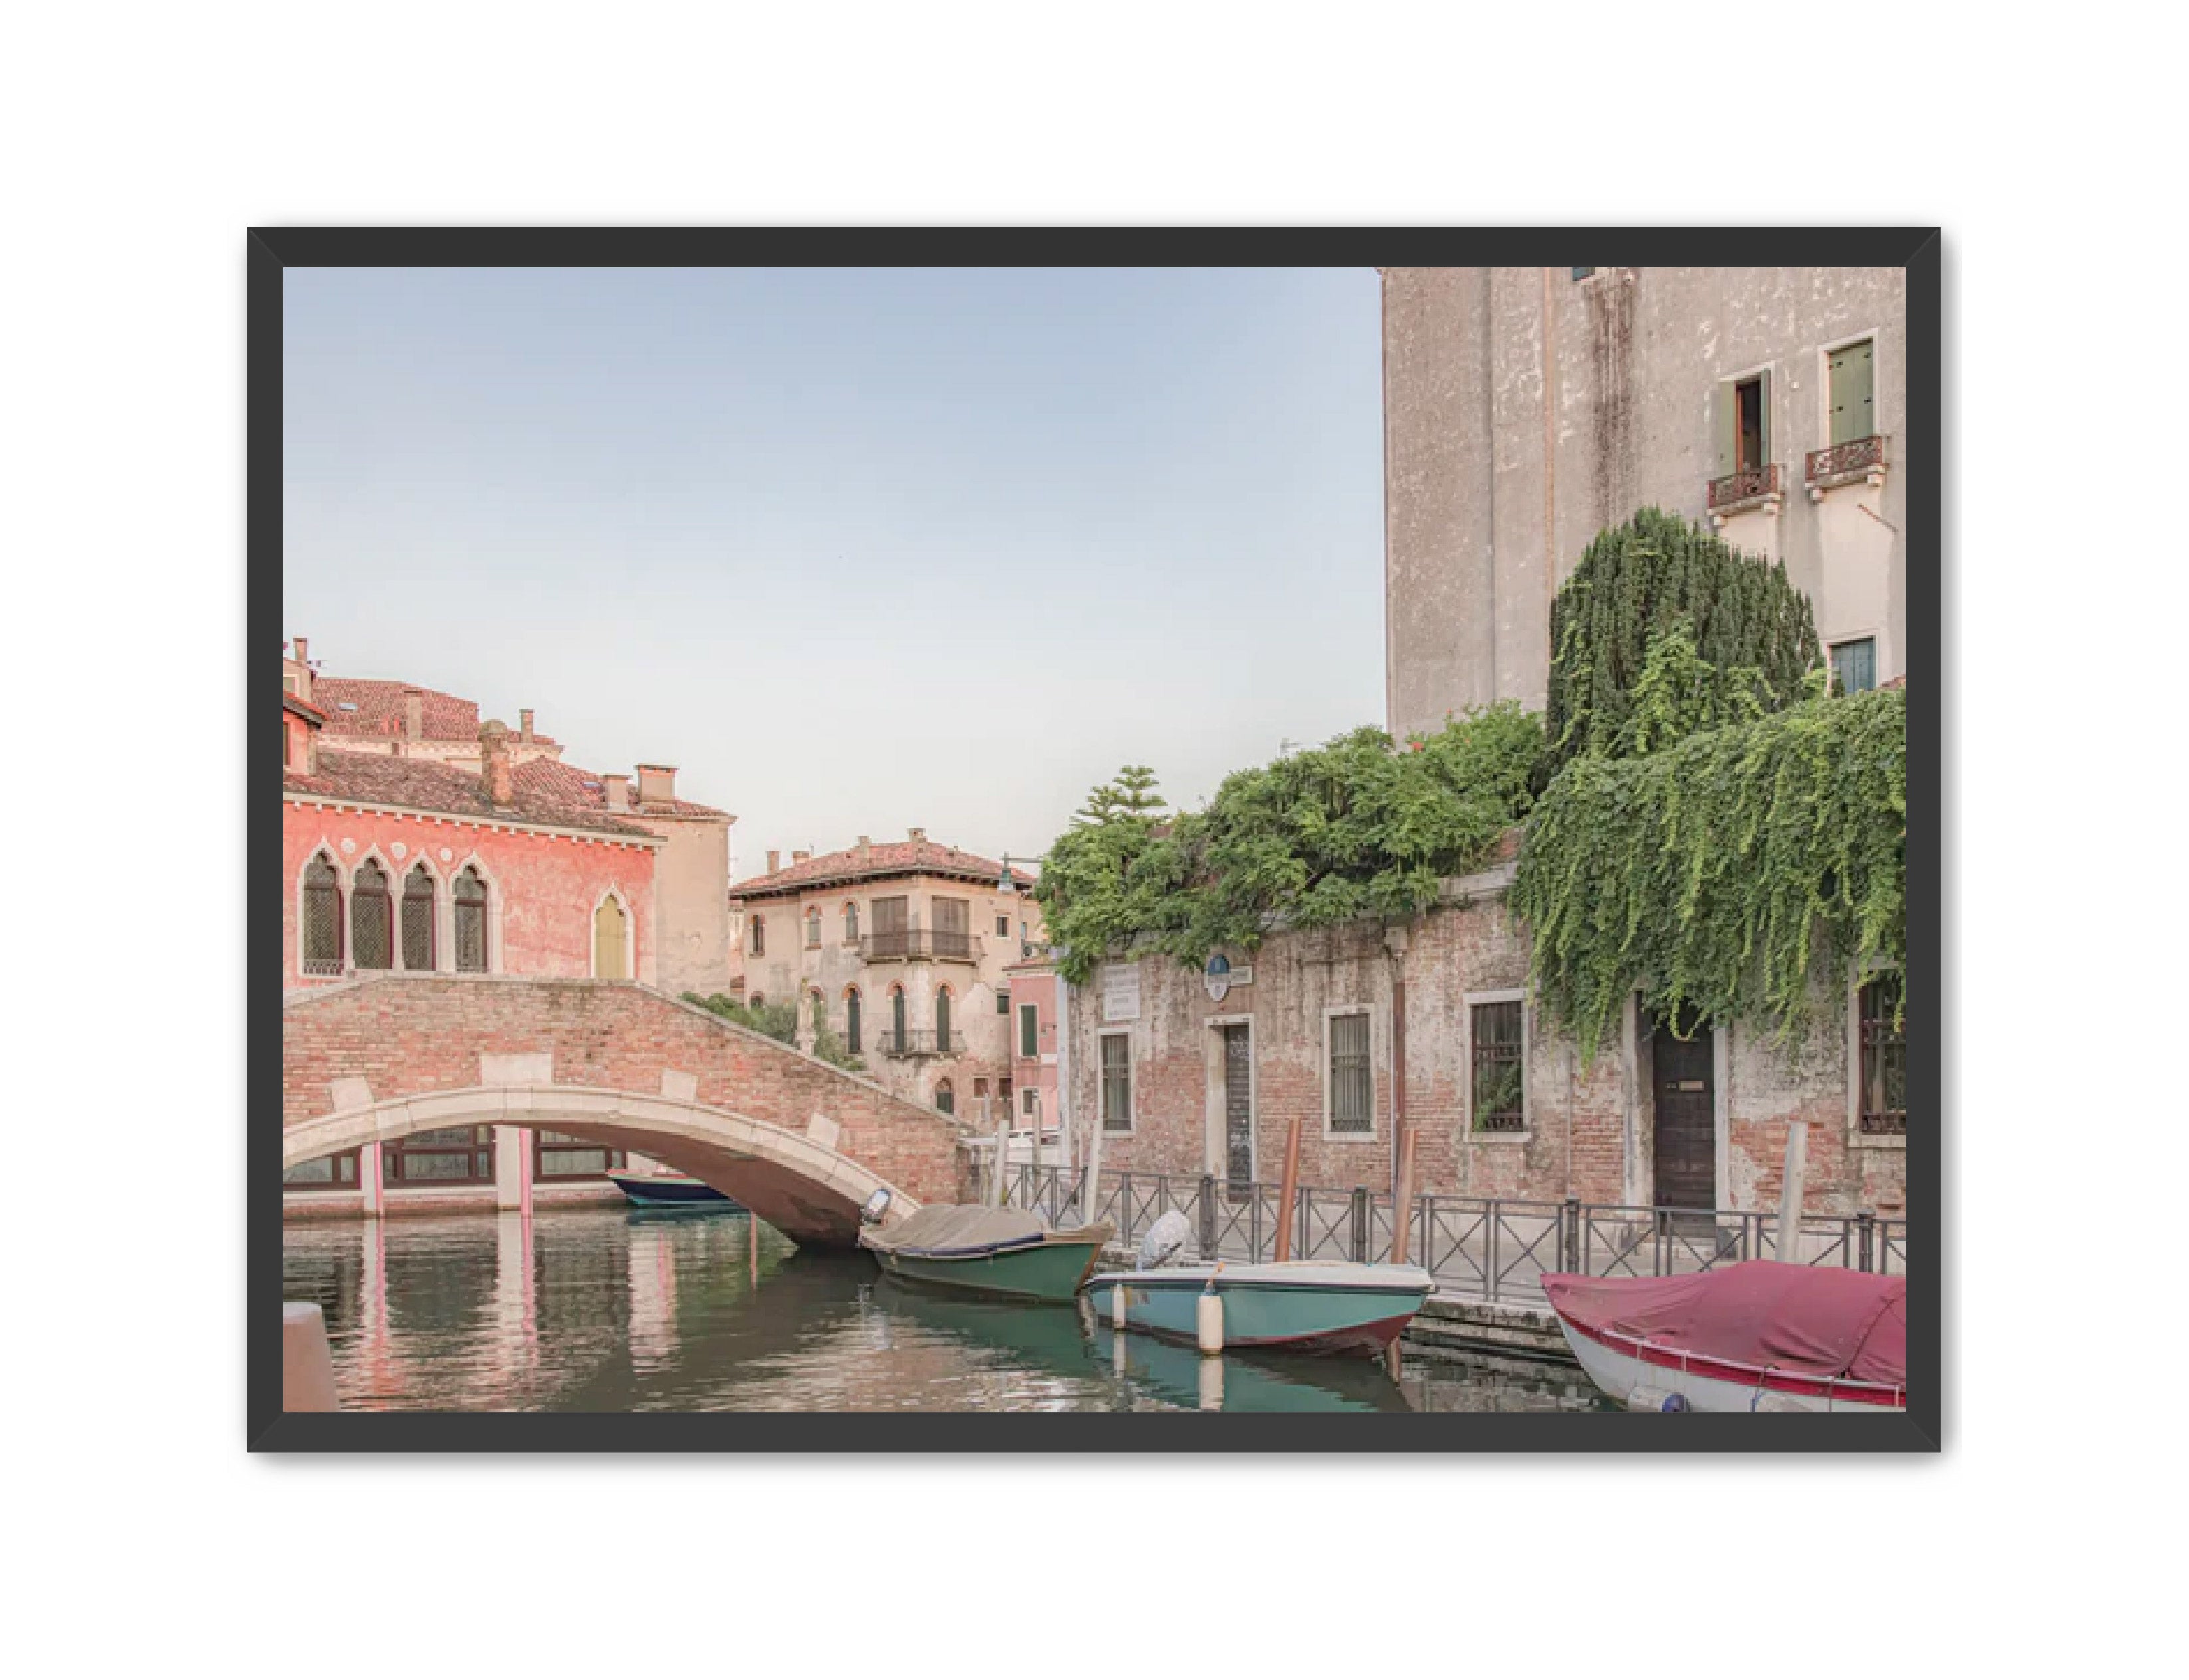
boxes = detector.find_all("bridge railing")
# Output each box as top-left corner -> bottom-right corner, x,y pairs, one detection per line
1003,1165 -> 1906,1305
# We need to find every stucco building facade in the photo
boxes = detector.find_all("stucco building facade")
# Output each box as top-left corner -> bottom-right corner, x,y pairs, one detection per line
1382,265 -> 1906,735
728,832 -> 1044,1124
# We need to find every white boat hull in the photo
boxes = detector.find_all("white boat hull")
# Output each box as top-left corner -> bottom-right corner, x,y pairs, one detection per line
1558,1320 -> 1902,1413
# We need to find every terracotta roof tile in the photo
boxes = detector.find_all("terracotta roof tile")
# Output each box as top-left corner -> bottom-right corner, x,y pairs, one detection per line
732,839 -> 1032,899
284,747 -> 657,839
311,677 -> 562,748
513,758 -> 731,823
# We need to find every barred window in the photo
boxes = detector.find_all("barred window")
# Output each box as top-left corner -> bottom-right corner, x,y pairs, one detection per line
997,986 -> 1011,1016
1859,973 -> 1906,1136
1327,1012 -> 1372,1134
1100,1032 -> 1132,1133
806,907 -> 821,947
1470,999 -> 1525,1132
453,867 -> 488,973
350,860 -> 392,971
749,914 -> 765,956
845,987 -> 862,1055
401,864 -> 436,971
301,852 -> 343,976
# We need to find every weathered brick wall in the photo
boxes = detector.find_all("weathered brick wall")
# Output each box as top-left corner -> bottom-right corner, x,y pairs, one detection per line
1064,884 -> 1906,1217
282,977 -> 966,1206
283,805 -> 658,989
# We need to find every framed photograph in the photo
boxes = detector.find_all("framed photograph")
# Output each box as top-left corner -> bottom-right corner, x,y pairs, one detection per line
256,230 -> 1938,1449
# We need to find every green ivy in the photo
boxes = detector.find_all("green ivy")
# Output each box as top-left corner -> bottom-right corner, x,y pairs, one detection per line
683,990 -> 865,1074
1543,507 -> 1823,779
1509,685 -> 1906,1063
1035,705 -> 1542,985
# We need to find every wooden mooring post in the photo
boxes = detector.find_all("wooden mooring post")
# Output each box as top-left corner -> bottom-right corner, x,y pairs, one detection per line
1776,1120 -> 1809,1260
1273,1112 -> 1303,1264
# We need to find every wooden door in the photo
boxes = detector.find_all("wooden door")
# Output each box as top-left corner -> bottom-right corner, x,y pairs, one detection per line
1222,1025 -> 1253,1193
1650,1011 -> 1716,1215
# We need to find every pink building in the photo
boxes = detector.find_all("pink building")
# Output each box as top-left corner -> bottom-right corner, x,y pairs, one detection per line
281,638 -> 729,1217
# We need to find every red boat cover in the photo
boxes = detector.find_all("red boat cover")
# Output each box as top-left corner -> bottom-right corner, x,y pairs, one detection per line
1541,1262 -> 1906,1387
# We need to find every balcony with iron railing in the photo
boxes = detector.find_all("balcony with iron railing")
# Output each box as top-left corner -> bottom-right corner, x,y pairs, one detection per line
860,929 -> 984,964
1805,433 -> 1888,498
876,1027 -> 967,1058
1706,461 -> 1783,524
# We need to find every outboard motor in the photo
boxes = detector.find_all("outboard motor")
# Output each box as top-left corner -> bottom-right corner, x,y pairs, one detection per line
1137,1209 -> 1195,1270
860,1188 -> 892,1227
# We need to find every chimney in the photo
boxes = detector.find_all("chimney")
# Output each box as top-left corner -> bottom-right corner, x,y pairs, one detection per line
856,835 -> 872,868
908,826 -> 926,842
791,849 -> 811,865
767,850 -> 781,874
292,636 -> 309,669
403,687 -> 425,743
604,773 -> 631,811
636,763 -> 676,808
519,708 -> 535,743
480,720 -> 513,806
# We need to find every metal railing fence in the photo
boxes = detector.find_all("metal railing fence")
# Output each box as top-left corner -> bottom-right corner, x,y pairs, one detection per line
1001,1164 -> 1907,1306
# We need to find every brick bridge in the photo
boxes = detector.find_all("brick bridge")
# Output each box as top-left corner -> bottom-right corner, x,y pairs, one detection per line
283,976 -> 973,1246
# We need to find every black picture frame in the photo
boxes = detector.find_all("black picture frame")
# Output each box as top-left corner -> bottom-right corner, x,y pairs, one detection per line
251,227 -> 1942,1452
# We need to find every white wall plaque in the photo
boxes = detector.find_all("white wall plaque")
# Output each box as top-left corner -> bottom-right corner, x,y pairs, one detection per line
1102,963 -> 1141,1022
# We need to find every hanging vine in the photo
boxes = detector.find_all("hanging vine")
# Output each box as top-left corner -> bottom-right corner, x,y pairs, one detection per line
1542,507 -> 1823,779
1509,684 -> 1906,1063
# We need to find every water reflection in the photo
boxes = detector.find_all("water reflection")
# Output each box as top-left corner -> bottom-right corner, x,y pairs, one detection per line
281,1207 -> 1614,1414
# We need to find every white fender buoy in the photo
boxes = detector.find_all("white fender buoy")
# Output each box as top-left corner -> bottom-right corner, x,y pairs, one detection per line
1197,1282 -> 1225,1354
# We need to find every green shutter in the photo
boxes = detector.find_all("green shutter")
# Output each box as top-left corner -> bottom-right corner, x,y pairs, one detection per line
1830,341 -> 1875,445
1713,380 -> 1737,477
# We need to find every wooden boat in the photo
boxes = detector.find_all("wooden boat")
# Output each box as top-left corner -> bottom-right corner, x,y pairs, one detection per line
1082,1261 -> 1436,1358
606,1169 -> 743,1211
1541,1261 -> 1906,1413
858,1204 -> 1113,1303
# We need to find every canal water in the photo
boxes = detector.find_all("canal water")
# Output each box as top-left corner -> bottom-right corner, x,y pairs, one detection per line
282,1206 -> 1615,1413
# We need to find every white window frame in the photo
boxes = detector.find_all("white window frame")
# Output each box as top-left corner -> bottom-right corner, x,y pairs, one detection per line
1462,988 -> 1531,1143
1321,1005 -> 1377,1141
1098,1028 -> 1134,1136
1827,632 -> 1885,697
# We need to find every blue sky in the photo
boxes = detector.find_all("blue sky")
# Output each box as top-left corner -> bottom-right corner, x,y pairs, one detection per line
285,267 -> 1386,876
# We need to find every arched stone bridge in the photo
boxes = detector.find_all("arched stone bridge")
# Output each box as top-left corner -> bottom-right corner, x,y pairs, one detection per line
283,976 -> 973,1246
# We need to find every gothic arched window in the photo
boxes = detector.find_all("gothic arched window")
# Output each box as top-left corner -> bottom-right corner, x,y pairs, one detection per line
845,987 -> 862,1055
453,867 -> 488,973
594,894 -> 630,980
935,986 -> 952,1051
401,864 -> 436,971
301,852 -> 343,976
350,860 -> 392,971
